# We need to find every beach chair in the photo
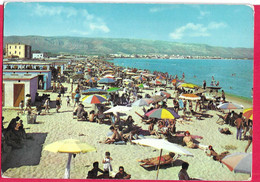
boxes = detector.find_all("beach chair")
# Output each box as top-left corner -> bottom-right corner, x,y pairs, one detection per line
138,154 -> 180,170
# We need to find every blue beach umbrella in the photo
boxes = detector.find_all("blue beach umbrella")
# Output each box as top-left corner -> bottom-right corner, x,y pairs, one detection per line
98,78 -> 115,84
82,88 -> 107,94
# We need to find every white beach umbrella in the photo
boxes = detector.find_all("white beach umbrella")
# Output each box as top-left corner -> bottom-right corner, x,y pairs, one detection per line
132,138 -> 193,180
104,105 -> 132,114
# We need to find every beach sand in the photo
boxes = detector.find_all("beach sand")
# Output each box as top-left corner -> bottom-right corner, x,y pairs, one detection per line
2,82 -> 252,180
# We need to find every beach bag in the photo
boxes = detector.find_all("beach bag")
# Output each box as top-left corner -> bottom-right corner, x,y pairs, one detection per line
27,114 -> 37,124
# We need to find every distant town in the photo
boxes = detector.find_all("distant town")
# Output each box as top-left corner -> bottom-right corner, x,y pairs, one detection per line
3,43 -> 251,61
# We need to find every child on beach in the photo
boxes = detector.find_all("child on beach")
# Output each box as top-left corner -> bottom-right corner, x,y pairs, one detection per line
19,100 -> 24,113
66,96 -> 71,107
103,151 -> 113,172
44,98 -> 50,113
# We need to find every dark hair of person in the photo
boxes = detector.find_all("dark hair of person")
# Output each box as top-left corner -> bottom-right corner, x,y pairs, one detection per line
93,161 -> 99,167
182,162 -> 189,170
109,126 -> 115,130
119,166 -> 124,170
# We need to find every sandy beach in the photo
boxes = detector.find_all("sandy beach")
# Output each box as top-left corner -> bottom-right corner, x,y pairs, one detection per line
2,77 -> 252,180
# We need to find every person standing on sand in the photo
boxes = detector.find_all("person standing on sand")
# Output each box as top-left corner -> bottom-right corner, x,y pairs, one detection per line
103,151 -> 113,172
56,94 -> 62,113
203,80 -> 206,90
234,113 -> 243,140
245,124 -> 252,152
221,90 -> 226,102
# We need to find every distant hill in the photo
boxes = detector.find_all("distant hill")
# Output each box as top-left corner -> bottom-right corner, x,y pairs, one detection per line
4,36 -> 253,59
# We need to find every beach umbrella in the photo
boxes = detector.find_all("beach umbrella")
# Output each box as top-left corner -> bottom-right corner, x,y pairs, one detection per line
217,102 -> 244,110
133,76 -> 147,81
178,83 -> 198,89
221,152 -> 252,174
98,78 -> 115,84
179,94 -> 201,100
81,88 -> 107,95
171,79 -> 183,85
132,98 -> 154,107
44,139 -> 96,179
76,71 -> 84,74
151,95 -> 165,103
156,91 -> 171,98
107,87 -> 122,93
243,108 -> 253,120
137,84 -> 144,88
132,138 -> 193,180
156,75 -> 166,80
146,108 -> 180,119
82,94 -> 107,104
104,74 -> 115,79
104,105 -> 132,114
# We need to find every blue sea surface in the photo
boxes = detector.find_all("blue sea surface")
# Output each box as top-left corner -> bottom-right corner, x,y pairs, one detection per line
108,58 -> 253,99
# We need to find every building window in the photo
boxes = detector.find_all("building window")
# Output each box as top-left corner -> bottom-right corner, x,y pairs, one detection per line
15,46 -> 17,49
15,51 -> 17,54
9,46 -> 11,49
19,46 -> 21,49
19,52 -> 21,55
9,52 -> 11,54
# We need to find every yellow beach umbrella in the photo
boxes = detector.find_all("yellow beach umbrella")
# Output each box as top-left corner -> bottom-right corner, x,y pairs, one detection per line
178,83 -> 198,89
44,139 -> 96,179
243,108 -> 253,120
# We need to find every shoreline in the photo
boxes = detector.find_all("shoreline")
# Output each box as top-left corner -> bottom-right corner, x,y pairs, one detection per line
105,58 -> 253,104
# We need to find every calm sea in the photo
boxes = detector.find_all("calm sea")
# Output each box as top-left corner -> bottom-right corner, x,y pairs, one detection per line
107,58 -> 253,99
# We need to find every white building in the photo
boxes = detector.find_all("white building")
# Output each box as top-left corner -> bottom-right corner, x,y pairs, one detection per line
32,53 -> 46,59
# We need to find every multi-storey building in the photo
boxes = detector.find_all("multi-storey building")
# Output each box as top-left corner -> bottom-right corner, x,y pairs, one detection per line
5,43 -> 31,59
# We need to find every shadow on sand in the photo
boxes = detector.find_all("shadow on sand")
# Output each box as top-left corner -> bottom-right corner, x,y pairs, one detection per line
2,132 -> 48,172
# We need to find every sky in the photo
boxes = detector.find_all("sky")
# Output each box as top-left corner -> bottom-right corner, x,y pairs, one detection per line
4,3 -> 254,48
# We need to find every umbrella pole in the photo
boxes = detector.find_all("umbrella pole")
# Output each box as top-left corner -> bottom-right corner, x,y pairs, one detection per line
64,153 -> 73,179
156,149 -> 163,180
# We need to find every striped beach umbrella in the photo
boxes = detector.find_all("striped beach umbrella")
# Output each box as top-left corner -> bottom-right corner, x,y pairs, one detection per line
217,102 -> 243,110
179,94 -> 201,100
221,152 -> 252,174
243,108 -> 253,120
82,94 -> 107,104
156,75 -> 166,80
145,108 -> 180,119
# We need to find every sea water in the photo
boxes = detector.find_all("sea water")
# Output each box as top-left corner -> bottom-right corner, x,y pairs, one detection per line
108,58 -> 253,99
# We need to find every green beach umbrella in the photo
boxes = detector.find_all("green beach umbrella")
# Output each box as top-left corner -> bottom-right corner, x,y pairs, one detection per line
107,87 -> 121,92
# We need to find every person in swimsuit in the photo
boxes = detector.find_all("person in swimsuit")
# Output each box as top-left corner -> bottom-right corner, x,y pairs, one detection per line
56,94 -> 62,113
183,131 -> 204,149
205,145 -> 229,162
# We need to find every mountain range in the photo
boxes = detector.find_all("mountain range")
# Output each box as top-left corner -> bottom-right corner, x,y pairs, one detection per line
4,36 -> 253,59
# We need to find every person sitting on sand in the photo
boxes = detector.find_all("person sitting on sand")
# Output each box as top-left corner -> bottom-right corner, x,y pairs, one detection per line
183,131 -> 204,149
87,162 -> 104,179
205,145 -> 230,162
139,152 -> 175,166
115,166 -> 131,179
178,162 -> 197,180
89,110 -> 96,122
148,120 -> 160,137
75,104 -> 88,120
105,126 -> 121,144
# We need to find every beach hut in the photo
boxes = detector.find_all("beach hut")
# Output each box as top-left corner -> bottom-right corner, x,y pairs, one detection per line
3,75 -> 38,107
3,70 -> 52,90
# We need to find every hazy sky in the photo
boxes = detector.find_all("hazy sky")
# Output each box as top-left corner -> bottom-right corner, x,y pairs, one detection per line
4,3 -> 254,48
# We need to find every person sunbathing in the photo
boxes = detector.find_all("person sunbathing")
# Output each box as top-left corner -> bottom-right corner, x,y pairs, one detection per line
205,145 -> 230,162
191,110 -> 213,118
183,131 -> 204,149
139,152 -> 175,166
